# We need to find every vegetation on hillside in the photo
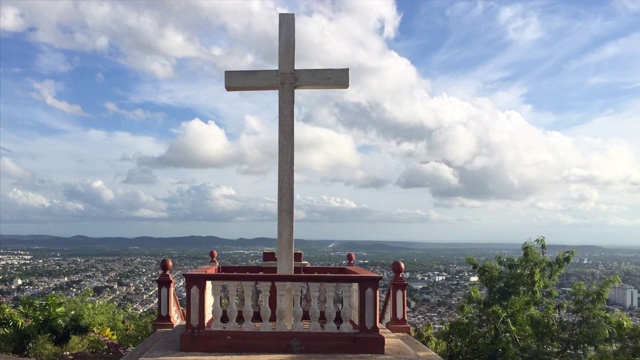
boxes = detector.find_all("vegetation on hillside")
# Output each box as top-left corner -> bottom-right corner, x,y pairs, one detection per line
415,237 -> 640,360
0,290 -> 154,360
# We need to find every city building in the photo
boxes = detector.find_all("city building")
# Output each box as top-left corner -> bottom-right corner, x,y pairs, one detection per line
609,284 -> 639,309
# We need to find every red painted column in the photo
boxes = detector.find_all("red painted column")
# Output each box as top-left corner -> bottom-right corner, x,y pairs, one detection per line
352,252 -> 385,354
358,278 -> 380,334
197,277 -> 206,331
386,260 -> 411,334
153,258 -> 179,330
185,276 -> 207,332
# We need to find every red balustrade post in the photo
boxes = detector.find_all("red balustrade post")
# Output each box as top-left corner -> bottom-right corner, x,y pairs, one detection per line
208,249 -> 218,266
352,251 -> 384,354
386,260 -> 411,334
346,252 -> 355,266
153,258 -> 179,330
184,250 -> 220,332
357,278 -> 380,334
185,276 -> 208,332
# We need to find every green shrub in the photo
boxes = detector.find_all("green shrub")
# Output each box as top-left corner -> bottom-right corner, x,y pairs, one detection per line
0,291 -> 154,358
27,334 -> 63,360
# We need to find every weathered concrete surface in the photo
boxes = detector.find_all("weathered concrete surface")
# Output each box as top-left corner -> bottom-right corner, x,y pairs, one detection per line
125,325 -> 442,360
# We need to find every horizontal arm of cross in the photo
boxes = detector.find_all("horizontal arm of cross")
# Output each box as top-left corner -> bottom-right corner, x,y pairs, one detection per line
225,68 -> 349,91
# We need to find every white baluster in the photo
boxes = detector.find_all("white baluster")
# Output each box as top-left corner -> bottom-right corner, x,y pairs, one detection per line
291,282 -> 304,331
211,282 -> 223,330
303,283 -> 312,311
204,281 -> 212,326
351,283 -> 359,326
241,281 -> 255,331
252,282 -> 260,312
227,282 -> 239,330
324,283 -> 337,331
285,282 -> 293,329
308,282 -> 321,332
319,283 -> 327,312
275,282 -> 288,331
238,284 -> 245,312
258,281 -> 272,331
340,283 -> 353,332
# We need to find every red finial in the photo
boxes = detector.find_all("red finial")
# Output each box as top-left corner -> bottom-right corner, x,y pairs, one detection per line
346,252 -> 356,266
209,249 -> 218,265
391,260 -> 405,279
160,258 -> 173,275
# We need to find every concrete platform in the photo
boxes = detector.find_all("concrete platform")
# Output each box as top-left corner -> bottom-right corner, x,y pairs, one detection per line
123,325 -> 442,360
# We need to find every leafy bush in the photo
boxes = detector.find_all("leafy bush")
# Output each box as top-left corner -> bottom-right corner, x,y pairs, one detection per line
0,290 -> 154,359
27,334 -> 63,360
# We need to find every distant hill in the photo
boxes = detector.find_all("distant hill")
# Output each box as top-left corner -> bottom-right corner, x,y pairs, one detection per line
0,234 -> 606,254
1,234 -> 255,249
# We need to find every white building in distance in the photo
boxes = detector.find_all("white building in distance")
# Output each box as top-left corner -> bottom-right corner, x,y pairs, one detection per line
608,284 -> 638,309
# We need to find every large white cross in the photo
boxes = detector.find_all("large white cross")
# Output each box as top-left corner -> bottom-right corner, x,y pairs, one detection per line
225,13 -> 349,274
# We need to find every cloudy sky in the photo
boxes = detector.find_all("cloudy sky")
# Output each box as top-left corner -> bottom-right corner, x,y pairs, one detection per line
1,1 -> 639,245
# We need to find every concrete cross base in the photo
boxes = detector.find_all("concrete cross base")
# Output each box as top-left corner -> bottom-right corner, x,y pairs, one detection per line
259,261 -> 310,268
386,323 -> 412,334
179,330 -> 385,354
260,250 -> 309,269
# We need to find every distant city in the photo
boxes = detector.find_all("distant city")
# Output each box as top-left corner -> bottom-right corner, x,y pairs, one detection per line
1,234 -> 639,329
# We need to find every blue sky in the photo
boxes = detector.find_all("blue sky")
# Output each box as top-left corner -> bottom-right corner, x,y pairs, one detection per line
1,1 -> 639,245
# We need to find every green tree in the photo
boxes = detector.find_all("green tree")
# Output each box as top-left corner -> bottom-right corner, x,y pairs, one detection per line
413,323 -> 446,355
419,237 -> 640,360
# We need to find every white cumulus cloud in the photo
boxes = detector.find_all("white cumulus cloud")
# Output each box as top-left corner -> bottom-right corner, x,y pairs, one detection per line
104,101 -> 164,121
8,188 -> 51,208
32,80 -> 88,116
0,157 -> 33,182
141,118 -> 237,168
0,5 -> 26,32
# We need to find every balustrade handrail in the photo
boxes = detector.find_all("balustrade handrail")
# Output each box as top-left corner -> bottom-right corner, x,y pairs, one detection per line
158,251 -> 388,354
184,265 -> 382,283
183,262 -> 382,336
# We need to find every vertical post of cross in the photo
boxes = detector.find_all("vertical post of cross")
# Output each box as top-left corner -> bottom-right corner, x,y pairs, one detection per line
224,13 -> 348,276
277,13 -> 295,275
